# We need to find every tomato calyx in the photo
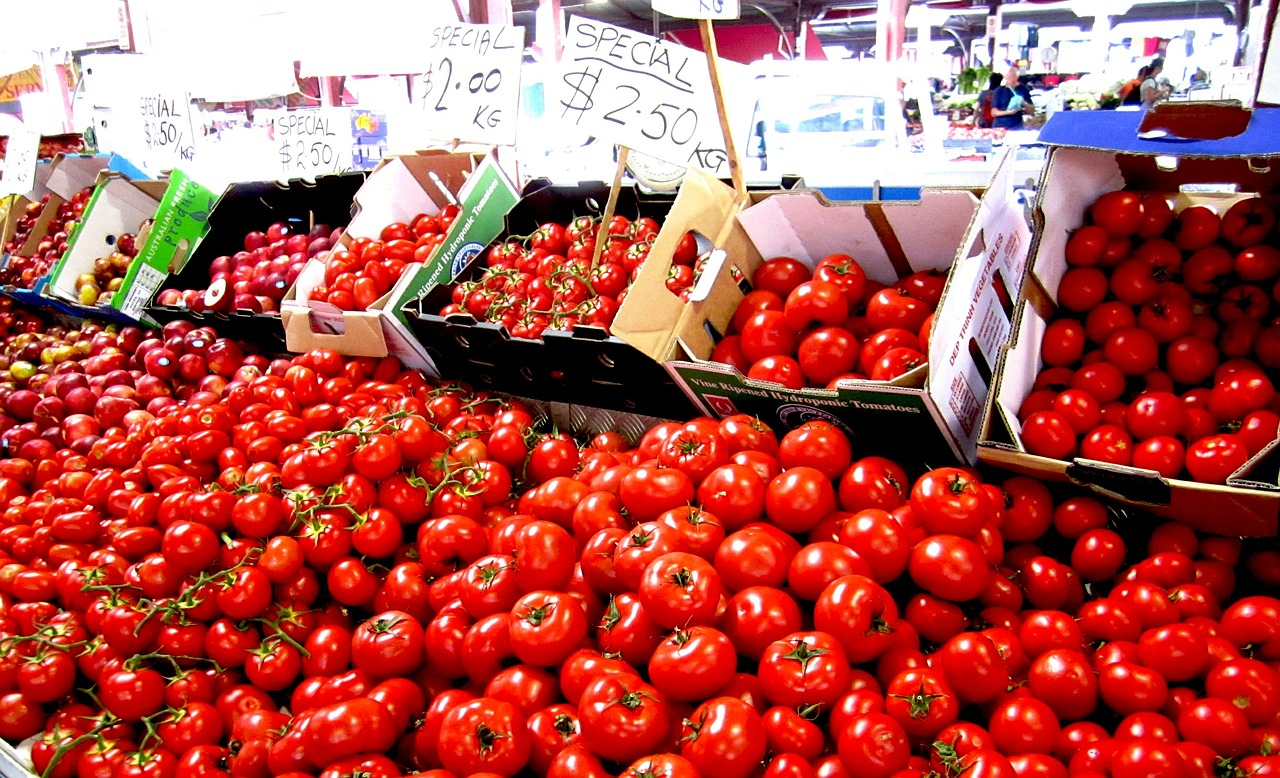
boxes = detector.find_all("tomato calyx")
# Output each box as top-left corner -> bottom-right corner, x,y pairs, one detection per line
780,638 -> 831,671
519,603 -> 555,626
475,722 -> 512,755
890,682 -> 945,719
609,690 -> 657,710
668,567 -> 696,590
600,598 -> 622,630
553,712 -> 578,742
367,615 -> 406,635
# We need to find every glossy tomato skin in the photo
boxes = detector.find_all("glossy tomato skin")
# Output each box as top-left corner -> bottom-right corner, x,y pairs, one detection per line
436,697 -> 530,777
577,674 -> 670,764
680,696 -> 768,778
836,712 -> 910,778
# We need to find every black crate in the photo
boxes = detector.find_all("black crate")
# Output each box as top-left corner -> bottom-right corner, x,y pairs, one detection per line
145,172 -> 367,351
404,179 -> 701,418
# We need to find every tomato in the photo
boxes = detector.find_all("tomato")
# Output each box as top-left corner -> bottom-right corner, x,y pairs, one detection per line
577,674 -> 670,763
815,255 -> 867,307
351,609 -> 424,679
510,590 -> 588,667
757,631 -> 850,708
754,257 -> 812,298
813,575 -> 899,664
836,713 -> 909,778
866,289 -> 931,333
436,698 -> 530,777
680,697 -> 768,778
908,535 -> 988,603
989,697 -> 1060,756
1186,434 -> 1249,483
638,551 -> 722,629
1174,205 -> 1222,250
765,467 -> 838,533
719,586 -> 804,661
1091,191 -> 1143,237
909,468 -> 993,538
648,626 -> 737,702
619,465 -> 695,522
1222,198 -> 1275,247
620,754 -> 701,778
936,631 -> 1012,705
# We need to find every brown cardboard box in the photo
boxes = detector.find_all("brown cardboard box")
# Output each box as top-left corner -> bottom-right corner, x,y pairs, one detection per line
979,103 -> 1280,537
667,151 -> 1032,465
282,151 -> 516,373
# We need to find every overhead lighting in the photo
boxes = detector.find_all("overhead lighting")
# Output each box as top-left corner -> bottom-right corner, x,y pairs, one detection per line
592,0 -> 609,5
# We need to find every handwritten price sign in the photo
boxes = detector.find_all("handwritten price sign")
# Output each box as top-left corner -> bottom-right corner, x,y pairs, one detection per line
413,24 -> 526,146
652,0 -> 740,21
138,90 -> 197,173
555,17 -> 745,173
0,126 -> 39,197
263,110 -> 354,179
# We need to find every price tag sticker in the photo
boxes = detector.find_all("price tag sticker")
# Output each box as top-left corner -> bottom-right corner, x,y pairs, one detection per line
555,17 -> 745,174
412,24 -> 526,146
652,0 -> 740,21
263,109 -> 354,179
0,126 -> 39,197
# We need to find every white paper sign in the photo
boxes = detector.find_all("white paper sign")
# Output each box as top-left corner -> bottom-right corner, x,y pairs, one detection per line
137,88 -> 198,174
555,16 -> 745,175
652,0 -> 740,21
262,109 -> 355,179
0,127 -> 40,197
411,24 -> 526,146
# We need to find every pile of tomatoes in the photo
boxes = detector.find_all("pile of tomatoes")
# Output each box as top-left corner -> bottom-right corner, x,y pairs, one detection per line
712,255 -> 945,390
0,187 -> 94,291
439,214 -> 699,338
0,301 -> 1278,778
307,208 -> 460,312
1019,191 -> 1280,484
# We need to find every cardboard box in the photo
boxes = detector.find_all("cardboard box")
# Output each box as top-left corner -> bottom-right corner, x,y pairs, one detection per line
44,170 -> 216,323
406,169 -> 753,418
667,152 -> 1030,465
979,104 -> 1280,537
147,172 -> 367,351
0,159 -> 57,249
281,152 -> 519,372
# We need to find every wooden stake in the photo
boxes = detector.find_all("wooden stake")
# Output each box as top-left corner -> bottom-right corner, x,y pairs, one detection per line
591,146 -> 631,268
699,19 -> 746,202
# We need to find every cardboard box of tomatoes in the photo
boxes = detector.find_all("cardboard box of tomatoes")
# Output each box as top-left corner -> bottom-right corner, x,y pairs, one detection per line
979,103 -> 1280,537
281,151 -> 519,372
405,169 -> 752,419
45,169 -> 217,324
1,155 -> 135,317
665,152 -> 1032,465
146,172 -> 368,351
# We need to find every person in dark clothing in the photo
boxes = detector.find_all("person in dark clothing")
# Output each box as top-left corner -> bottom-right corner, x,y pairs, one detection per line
1121,66 -> 1150,105
991,67 -> 1028,129
976,73 -> 1003,128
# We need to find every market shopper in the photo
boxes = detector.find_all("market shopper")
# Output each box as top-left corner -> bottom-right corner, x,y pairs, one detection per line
1120,65 -> 1149,105
990,66 -> 1028,129
976,72 -> 1003,128
1141,56 -> 1172,107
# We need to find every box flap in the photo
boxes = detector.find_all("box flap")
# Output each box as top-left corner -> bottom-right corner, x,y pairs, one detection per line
345,152 -> 477,240
924,151 -> 1030,462
737,187 -> 979,284
45,155 -> 115,199
1038,107 -> 1280,158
